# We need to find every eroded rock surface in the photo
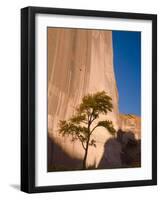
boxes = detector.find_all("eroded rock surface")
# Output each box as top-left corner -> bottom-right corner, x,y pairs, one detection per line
119,114 -> 141,139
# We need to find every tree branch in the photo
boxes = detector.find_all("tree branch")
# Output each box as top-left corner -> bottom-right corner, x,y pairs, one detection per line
82,120 -> 88,125
90,124 -> 98,135
90,115 -> 97,124
77,135 -> 86,150
89,108 -> 95,125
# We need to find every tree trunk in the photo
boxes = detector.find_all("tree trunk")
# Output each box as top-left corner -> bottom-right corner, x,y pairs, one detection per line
82,118 -> 91,169
82,149 -> 87,169
82,138 -> 90,169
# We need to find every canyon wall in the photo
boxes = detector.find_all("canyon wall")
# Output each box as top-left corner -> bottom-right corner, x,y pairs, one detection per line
119,114 -> 141,139
47,28 -> 140,170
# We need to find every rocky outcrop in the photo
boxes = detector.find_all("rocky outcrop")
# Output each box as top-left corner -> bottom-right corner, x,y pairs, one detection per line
47,28 -> 141,170
119,114 -> 141,139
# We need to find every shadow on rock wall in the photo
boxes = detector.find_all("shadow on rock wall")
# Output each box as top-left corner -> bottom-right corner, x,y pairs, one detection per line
48,129 -> 141,172
48,135 -> 82,171
98,129 -> 141,169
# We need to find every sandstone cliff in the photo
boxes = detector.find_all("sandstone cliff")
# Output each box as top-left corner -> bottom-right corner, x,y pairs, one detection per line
119,114 -> 141,139
47,28 -> 141,170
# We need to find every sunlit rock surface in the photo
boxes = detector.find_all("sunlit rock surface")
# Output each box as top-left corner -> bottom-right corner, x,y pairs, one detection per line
47,28 -> 141,170
119,114 -> 141,140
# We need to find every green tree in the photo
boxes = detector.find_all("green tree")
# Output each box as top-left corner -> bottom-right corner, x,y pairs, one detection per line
59,91 -> 116,169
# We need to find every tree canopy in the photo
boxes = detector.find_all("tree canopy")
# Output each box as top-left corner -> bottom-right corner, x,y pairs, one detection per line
59,91 -> 116,169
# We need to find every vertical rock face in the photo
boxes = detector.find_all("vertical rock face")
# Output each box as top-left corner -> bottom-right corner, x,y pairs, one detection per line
119,114 -> 141,139
48,28 -> 139,170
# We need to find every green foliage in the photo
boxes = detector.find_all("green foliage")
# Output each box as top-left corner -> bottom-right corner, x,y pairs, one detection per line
70,114 -> 86,124
96,120 -> 116,135
59,120 -> 88,149
58,91 -> 116,169
89,139 -> 96,147
77,91 -> 113,117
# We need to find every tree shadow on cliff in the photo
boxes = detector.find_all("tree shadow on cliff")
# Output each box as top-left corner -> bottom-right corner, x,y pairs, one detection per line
48,135 -> 83,172
98,129 -> 141,169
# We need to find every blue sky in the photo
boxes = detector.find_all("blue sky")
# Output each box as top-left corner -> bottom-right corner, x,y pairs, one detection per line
112,31 -> 141,116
